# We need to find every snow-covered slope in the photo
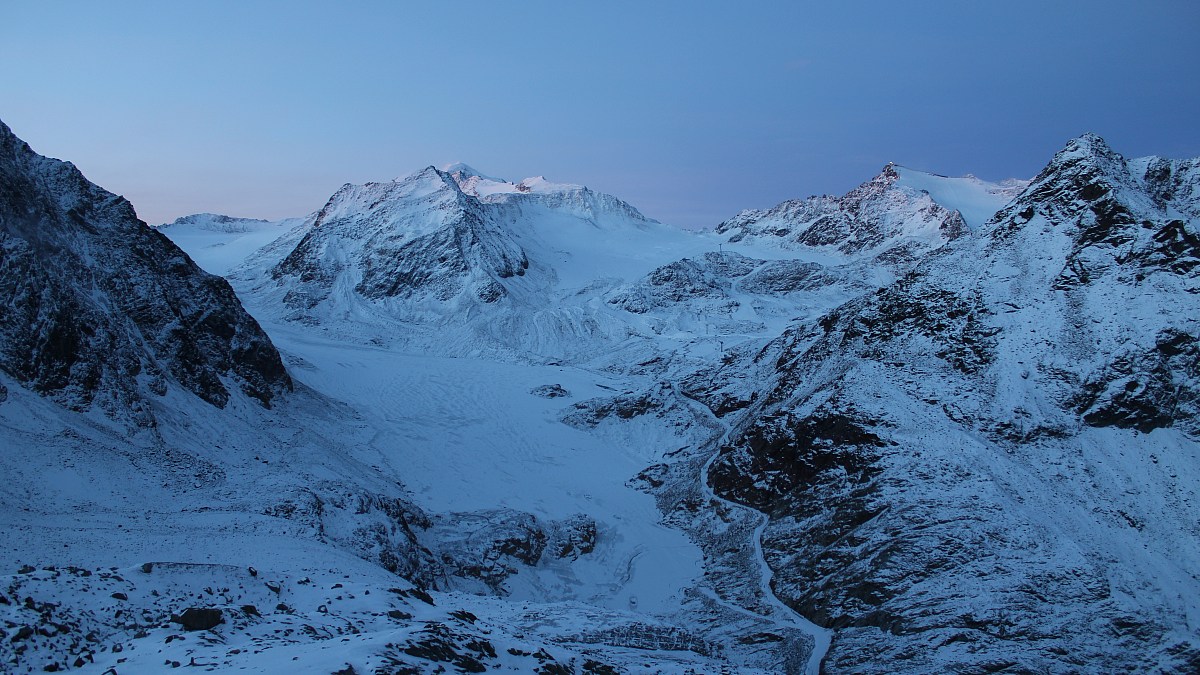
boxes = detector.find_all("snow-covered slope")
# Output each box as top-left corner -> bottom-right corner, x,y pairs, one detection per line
893,165 -> 1028,229
445,162 -> 659,227
704,134 -> 1200,672
155,213 -> 311,276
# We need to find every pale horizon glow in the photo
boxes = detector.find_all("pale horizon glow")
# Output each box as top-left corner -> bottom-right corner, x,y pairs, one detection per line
2,1 -> 1198,228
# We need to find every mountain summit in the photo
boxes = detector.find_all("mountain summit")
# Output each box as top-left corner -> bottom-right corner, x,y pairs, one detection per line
715,164 -> 971,261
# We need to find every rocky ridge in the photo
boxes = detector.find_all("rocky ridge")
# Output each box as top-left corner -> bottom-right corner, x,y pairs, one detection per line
272,166 -> 531,315
715,163 -> 969,261
0,120 -> 291,426
705,134 -> 1200,672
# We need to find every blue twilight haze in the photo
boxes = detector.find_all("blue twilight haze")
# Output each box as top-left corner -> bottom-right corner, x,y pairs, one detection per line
1,1 -> 1197,229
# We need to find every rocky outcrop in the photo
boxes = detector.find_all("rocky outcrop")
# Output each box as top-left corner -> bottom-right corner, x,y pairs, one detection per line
172,607 -> 223,631
426,510 -> 599,593
263,486 -> 442,589
608,251 -> 847,320
715,163 -> 968,259
0,119 -> 290,422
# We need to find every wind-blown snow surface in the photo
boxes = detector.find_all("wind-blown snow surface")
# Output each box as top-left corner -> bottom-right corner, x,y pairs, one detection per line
264,325 -> 702,616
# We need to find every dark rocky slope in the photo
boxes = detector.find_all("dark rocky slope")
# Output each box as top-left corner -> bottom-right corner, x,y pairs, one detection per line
0,119 -> 290,424
706,135 -> 1200,672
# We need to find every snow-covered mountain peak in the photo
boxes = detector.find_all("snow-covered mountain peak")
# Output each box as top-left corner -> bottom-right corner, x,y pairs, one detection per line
715,163 -> 969,260
1034,132 -> 1128,181
438,162 -> 578,197
990,132 -> 1200,241
514,175 -> 567,192
313,165 -> 468,233
437,163 -> 659,225
440,162 -> 515,195
264,163 -> 530,324
440,161 -> 488,178
449,167 -> 579,199
1059,131 -> 1117,156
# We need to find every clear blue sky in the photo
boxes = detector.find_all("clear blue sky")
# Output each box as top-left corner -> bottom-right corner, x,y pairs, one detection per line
2,1 -> 1198,228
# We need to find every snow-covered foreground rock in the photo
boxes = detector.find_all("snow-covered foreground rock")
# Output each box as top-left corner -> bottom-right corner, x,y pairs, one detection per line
3,118 -> 1197,673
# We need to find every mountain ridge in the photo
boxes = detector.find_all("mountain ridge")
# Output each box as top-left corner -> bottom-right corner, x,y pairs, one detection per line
4,121 -> 1197,673
704,133 -> 1200,672
0,119 -> 291,425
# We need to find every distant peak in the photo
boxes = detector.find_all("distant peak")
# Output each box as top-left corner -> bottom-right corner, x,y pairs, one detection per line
169,212 -> 269,226
1063,132 -> 1113,153
392,165 -> 464,191
441,162 -> 507,183
442,162 -> 480,176
1053,133 -> 1121,165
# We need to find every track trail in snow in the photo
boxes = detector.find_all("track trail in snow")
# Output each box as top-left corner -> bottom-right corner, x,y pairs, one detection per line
673,384 -> 832,675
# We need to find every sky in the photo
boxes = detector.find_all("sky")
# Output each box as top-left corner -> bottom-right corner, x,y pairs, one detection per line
2,1 -> 1198,229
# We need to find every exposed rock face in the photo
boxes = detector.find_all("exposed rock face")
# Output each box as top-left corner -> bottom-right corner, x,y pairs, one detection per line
608,251 -> 853,329
715,163 -> 968,259
529,384 -> 571,398
707,135 -> 1200,672
172,607 -> 223,631
990,133 -> 1200,436
260,486 -> 444,589
272,167 -> 529,315
0,119 -> 290,422
425,509 -> 599,594
609,255 -> 739,314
